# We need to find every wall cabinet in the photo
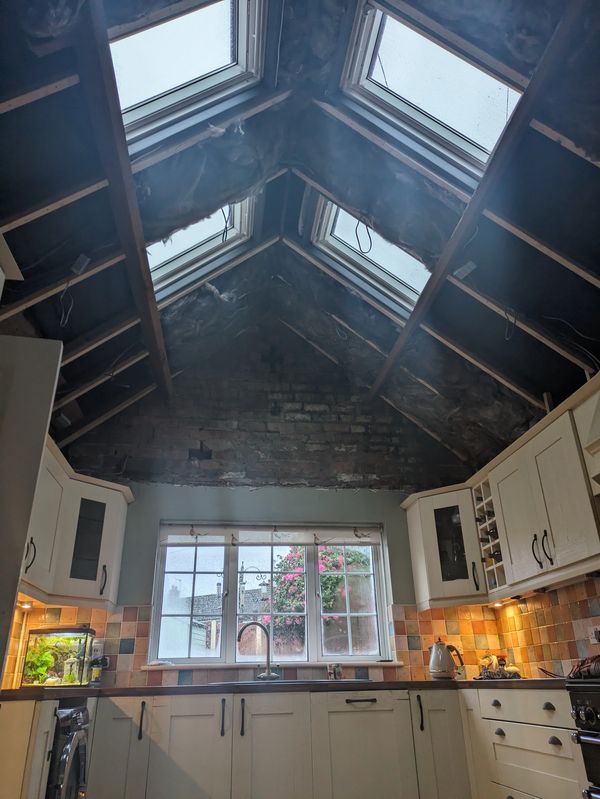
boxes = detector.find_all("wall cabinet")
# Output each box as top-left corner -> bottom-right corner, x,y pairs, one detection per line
490,412 -> 599,585
407,488 -> 484,609
311,690 -> 419,799
409,690 -> 471,799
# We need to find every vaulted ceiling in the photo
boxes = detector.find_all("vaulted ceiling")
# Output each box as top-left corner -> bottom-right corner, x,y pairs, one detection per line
1,0 -> 599,490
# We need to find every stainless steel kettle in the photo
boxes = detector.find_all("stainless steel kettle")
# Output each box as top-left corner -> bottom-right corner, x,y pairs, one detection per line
428,638 -> 465,679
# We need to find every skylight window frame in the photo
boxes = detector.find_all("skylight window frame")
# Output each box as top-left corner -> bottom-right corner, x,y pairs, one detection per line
149,197 -> 254,295
341,1 -> 518,167
112,0 -> 266,140
312,197 -> 423,314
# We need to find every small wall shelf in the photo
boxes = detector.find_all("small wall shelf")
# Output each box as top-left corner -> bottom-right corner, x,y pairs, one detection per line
472,479 -> 506,591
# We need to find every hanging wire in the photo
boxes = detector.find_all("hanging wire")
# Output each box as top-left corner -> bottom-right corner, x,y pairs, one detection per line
58,280 -> 74,329
542,315 -> 600,342
354,219 -> 373,254
221,205 -> 232,243
376,54 -> 389,88
504,307 -> 517,341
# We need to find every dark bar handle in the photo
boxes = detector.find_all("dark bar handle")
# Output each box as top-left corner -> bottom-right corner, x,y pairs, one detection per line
416,694 -> 424,731
240,698 -> 245,737
495,728 -> 506,737
471,561 -> 480,591
24,537 -> 37,574
100,564 -> 108,595
541,530 -> 554,565
548,735 -> 562,746
345,698 -> 377,704
137,701 -> 146,740
220,698 -> 226,737
531,534 -> 543,568
542,701 -> 556,711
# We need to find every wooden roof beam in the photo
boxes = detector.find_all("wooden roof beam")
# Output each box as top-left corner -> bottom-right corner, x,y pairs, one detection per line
61,311 -> 140,366
0,73 -> 79,116
75,0 -> 172,394
482,209 -> 600,291
0,252 -> 125,322
367,1 -> 587,400
530,119 -> 600,169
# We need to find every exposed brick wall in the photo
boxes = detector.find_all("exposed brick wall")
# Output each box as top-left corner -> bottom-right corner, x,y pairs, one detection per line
68,328 -> 467,490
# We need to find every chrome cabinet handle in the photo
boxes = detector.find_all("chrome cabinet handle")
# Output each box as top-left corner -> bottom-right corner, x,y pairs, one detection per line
491,699 -> 501,708
24,537 -> 36,574
416,694 -> 424,731
572,731 -> 600,746
541,530 -> 554,565
99,564 -> 108,595
137,701 -> 146,740
548,735 -> 562,746
542,701 -> 556,711
220,698 -> 226,737
240,698 -> 245,737
495,728 -> 506,737
471,561 -> 480,591
531,534 -> 543,568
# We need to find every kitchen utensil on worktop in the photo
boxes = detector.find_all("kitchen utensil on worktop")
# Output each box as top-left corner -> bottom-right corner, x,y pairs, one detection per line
428,639 -> 465,679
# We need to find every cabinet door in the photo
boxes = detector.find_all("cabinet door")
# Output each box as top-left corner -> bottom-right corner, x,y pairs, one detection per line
421,490 -> 483,600
232,693 -> 312,799
311,691 -> 419,799
410,690 -> 471,799
527,412 -> 600,569
146,694 -> 232,799
459,689 -> 491,799
52,481 -> 126,602
21,450 -> 67,594
87,697 -> 151,799
22,700 -> 58,799
489,451 -> 544,583
0,700 -> 36,799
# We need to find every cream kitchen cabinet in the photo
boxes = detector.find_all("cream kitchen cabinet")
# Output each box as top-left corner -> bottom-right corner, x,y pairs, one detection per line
409,690 -> 471,799
87,696 -> 152,799
406,488 -> 484,610
22,700 -> 59,799
490,411 -> 599,585
51,479 -> 127,605
20,448 -> 68,595
459,689 -> 490,799
0,699 -> 58,799
311,690 -> 419,799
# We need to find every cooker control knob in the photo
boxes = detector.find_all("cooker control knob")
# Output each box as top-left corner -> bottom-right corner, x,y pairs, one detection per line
579,707 -> 588,722
585,707 -> 597,724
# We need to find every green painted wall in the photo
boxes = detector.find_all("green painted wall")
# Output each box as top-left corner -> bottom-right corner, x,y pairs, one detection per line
117,483 -> 415,606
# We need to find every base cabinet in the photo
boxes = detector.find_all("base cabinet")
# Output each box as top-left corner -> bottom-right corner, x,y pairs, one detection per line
311,690 -> 419,799
0,699 -> 58,799
410,690 -> 471,799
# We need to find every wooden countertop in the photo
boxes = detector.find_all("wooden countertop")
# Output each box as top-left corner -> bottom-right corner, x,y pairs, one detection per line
0,678 -> 566,701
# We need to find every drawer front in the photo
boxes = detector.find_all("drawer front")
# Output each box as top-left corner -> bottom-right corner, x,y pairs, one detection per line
479,688 -> 573,728
489,783 -> 542,799
486,719 -> 587,799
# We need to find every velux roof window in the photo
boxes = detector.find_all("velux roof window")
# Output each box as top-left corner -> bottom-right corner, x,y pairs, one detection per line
344,5 -> 521,163
313,199 -> 430,313
110,0 -> 264,135
147,199 -> 253,296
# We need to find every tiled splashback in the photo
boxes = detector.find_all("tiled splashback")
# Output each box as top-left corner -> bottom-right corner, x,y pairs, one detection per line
4,575 -> 600,689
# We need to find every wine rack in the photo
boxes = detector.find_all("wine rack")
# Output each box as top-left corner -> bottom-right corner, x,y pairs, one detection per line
472,478 -> 506,591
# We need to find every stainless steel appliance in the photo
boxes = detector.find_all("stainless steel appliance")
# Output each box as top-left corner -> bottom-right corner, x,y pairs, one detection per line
567,679 -> 600,799
46,704 -> 89,799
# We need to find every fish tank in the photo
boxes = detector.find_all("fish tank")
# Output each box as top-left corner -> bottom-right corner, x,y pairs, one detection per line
21,626 -> 95,687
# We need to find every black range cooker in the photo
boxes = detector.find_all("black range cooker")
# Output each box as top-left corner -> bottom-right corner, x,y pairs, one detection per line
567,679 -> 600,799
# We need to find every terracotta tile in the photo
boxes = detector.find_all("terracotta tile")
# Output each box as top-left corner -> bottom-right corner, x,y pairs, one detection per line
60,607 -> 78,625
404,606 -> 418,620
147,670 -> 162,686
396,650 -> 409,666
408,650 -> 423,666
121,622 -> 137,639
419,621 -> 432,636
459,620 -> 473,636
443,607 -> 458,620
115,672 -> 131,688
432,620 -> 446,638
458,607 -> 472,620
418,609 -> 432,622
133,654 -> 147,671
383,667 -> 399,681
123,607 -> 138,622
136,622 -> 150,638
130,671 -> 148,687
471,620 -> 485,635
411,666 -> 425,680
462,651 -> 478,666
461,635 -> 475,651
394,621 -> 406,635
77,608 -> 92,624
430,608 -> 445,620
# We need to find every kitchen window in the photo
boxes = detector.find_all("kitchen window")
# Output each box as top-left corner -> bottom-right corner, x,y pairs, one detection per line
343,3 -> 521,165
110,0 -> 265,140
151,525 -> 389,664
312,197 -> 430,314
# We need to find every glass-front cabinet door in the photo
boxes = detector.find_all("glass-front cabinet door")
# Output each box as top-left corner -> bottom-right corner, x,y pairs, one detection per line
421,489 -> 482,600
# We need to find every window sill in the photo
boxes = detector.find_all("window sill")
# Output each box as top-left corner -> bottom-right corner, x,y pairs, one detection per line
142,661 -> 405,672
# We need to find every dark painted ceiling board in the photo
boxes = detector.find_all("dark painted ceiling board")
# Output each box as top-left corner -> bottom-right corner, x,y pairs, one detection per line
429,281 -> 585,404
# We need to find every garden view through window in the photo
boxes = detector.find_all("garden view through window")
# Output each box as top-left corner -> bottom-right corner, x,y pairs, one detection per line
153,531 -> 385,662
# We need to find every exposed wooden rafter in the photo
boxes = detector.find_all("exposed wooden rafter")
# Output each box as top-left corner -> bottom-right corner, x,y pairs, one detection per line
0,73 -> 79,116
529,119 -> 600,169
61,311 -> 140,366
75,0 -> 172,394
367,1 -> 587,400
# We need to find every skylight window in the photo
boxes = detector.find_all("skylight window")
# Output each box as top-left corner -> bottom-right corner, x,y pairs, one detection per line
344,6 -> 521,163
109,0 -> 264,136
147,200 -> 253,296
313,200 -> 431,312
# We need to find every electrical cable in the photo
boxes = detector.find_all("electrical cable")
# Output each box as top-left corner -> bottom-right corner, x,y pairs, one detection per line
542,315 -> 600,342
58,280 -> 74,329
376,54 -> 389,88
504,307 -> 517,341
221,205 -> 232,243
354,219 -> 373,254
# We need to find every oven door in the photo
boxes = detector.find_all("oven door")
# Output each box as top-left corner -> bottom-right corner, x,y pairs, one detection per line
573,730 -> 600,796
54,729 -> 87,799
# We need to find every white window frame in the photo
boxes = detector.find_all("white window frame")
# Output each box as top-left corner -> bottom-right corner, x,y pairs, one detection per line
342,1 -> 517,166
149,197 -> 254,294
312,196 -> 422,313
150,525 -> 391,665
114,0 -> 266,141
